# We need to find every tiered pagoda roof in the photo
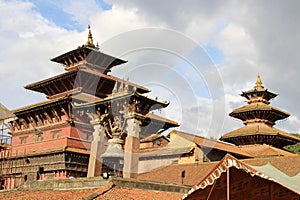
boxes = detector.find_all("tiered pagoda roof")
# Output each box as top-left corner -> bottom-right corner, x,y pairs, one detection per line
221,75 -> 300,148
11,25 -> 178,140
51,25 -> 126,73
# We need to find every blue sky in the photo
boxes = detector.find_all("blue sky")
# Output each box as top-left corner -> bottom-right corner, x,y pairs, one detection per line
1,0 -> 300,135
27,0 -> 225,64
29,0 -> 111,31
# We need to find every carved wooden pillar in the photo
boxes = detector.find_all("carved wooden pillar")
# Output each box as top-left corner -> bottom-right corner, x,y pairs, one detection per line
87,118 -> 105,177
123,117 -> 141,178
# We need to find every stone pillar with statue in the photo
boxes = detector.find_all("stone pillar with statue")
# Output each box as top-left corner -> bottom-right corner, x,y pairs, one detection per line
86,112 -> 106,177
123,116 -> 142,178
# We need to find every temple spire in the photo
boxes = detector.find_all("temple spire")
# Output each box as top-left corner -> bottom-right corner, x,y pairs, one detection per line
253,74 -> 264,90
85,25 -> 95,48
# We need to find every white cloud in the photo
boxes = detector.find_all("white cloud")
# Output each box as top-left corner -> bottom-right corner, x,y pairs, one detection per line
48,0 -> 103,27
215,23 -> 257,60
1,0 -> 300,136
89,6 -> 150,43
0,1 -> 83,108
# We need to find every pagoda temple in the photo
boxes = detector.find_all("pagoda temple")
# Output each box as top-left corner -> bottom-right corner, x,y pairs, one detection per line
2,26 -> 300,196
0,26 -> 178,189
220,75 -> 300,148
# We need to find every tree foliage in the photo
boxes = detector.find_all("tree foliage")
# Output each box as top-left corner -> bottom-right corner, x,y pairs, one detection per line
283,133 -> 300,154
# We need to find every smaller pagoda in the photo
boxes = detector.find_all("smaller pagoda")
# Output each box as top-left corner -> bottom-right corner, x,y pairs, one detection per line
221,75 -> 300,149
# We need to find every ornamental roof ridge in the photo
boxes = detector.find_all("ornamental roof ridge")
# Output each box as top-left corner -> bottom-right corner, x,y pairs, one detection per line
253,73 -> 264,90
84,25 -> 99,49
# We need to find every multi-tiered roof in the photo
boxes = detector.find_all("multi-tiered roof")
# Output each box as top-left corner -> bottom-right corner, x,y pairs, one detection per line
2,26 -> 178,186
12,26 -> 178,140
221,75 -> 300,148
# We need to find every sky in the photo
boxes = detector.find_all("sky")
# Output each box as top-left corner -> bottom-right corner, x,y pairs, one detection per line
0,0 -> 300,139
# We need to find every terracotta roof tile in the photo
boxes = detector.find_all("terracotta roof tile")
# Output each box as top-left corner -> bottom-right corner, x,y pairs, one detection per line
238,144 -> 296,157
0,103 -> 14,120
0,188 -> 108,200
140,133 -> 166,143
81,68 -> 150,93
13,96 -> 69,114
96,187 -> 183,200
230,102 -> 290,116
138,155 -> 300,186
221,123 -> 300,142
145,113 -> 179,127
243,155 -> 300,176
171,130 -> 252,158
138,162 -> 217,186
0,181 -> 182,200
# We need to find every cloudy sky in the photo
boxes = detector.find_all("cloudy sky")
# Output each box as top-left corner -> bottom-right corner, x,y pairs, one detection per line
0,0 -> 300,138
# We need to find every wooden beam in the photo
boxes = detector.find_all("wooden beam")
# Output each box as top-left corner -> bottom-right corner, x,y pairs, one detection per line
60,79 -> 70,92
47,84 -> 57,96
61,105 -> 69,120
44,110 -> 53,124
13,120 -> 21,131
35,113 -> 43,126
52,82 -> 62,94
68,102 -> 73,119
30,116 -> 37,127
63,58 -> 69,66
20,119 -> 29,129
73,53 -> 79,63
66,78 -> 75,90
51,109 -> 61,122
68,57 -> 74,66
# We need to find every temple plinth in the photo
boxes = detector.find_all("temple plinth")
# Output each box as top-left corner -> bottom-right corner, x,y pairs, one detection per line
221,75 -> 300,149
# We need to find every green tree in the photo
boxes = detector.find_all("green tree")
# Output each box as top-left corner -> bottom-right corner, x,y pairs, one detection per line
283,133 -> 300,154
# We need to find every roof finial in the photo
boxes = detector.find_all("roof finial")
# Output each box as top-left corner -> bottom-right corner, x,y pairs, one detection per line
85,25 -> 95,47
254,73 -> 264,90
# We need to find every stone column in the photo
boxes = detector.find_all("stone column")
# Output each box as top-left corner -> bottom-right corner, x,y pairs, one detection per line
87,120 -> 105,177
123,117 -> 141,178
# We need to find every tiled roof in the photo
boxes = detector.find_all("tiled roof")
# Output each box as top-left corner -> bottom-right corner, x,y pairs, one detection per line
10,146 -> 90,157
238,144 -> 296,157
140,131 -> 195,158
221,123 -> 300,142
138,155 -> 300,186
72,92 -> 102,102
0,182 -> 114,199
241,87 -> 277,100
96,187 -> 183,200
0,188 -> 105,200
13,96 -> 69,114
145,113 -> 179,127
230,102 -> 290,117
65,147 -> 90,155
140,133 -> 166,143
74,90 -> 169,109
0,103 -> 14,120
0,180 -> 183,200
243,155 -> 300,176
50,46 -> 127,69
183,154 -> 300,199
138,162 -> 217,186
140,146 -> 194,158
171,130 -> 252,158
10,146 -> 66,157
81,68 -> 150,93
25,68 -> 150,94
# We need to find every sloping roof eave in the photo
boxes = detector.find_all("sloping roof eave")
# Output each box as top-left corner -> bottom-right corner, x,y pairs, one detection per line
182,154 -> 300,199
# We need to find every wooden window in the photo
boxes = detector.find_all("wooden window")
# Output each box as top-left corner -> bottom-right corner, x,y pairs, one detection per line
34,129 -> 44,142
20,136 -> 28,144
51,130 -> 61,139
